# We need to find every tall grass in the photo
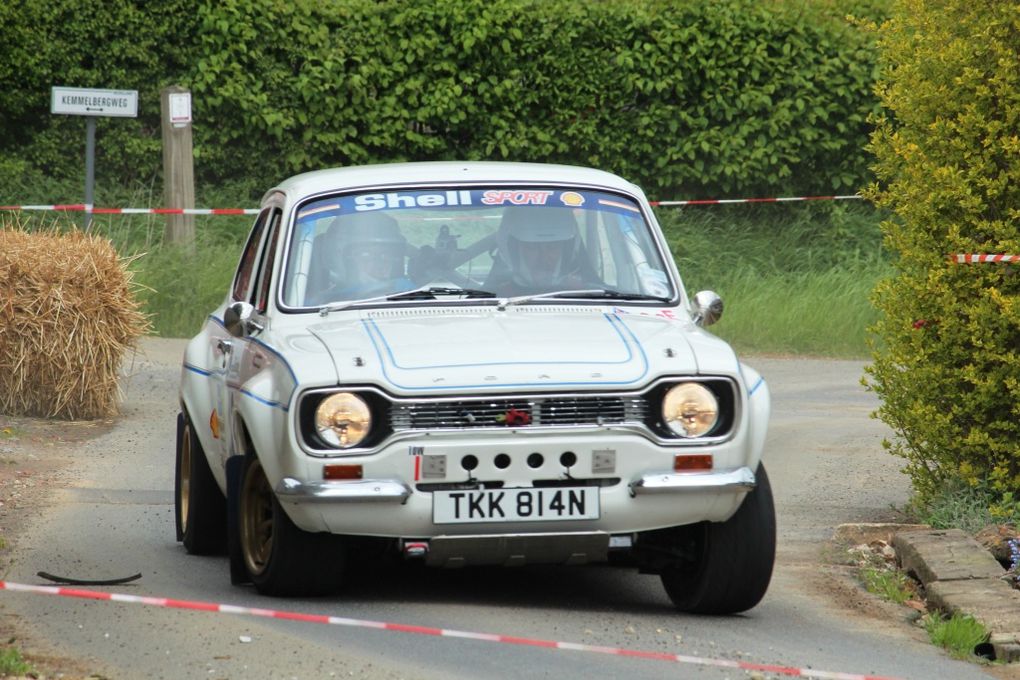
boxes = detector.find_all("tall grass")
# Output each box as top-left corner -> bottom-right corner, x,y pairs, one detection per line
3,172 -> 890,353
1,172 -> 259,337
657,202 -> 890,358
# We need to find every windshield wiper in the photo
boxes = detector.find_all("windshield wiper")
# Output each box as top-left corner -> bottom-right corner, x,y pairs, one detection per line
562,290 -> 672,302
385,286 -> 496,301
497,289 -> 671,310
319,286 -> 496,316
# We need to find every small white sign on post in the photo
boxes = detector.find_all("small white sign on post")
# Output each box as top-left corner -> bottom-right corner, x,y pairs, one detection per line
168,91 -> 192,127
50,86 -> 138,118
50,86 -> 139,230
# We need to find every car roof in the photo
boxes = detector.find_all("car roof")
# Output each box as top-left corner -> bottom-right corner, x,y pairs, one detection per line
266,161 -> 644,203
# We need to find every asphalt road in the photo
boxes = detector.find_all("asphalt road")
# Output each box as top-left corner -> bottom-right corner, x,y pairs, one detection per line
0,338 -> 1003,679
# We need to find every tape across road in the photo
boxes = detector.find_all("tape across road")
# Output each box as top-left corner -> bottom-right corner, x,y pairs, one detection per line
650,194 -> 862,206
952,253 -> 1020,264
0,203 -> 259,215
0,194 -> 864,216
0,580 -> 901,680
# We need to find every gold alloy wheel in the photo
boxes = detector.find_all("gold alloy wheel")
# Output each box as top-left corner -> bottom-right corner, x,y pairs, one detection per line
178,423 -> 192,534
240,458 -> 274,577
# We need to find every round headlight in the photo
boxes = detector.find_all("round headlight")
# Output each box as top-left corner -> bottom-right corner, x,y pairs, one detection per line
315,392 -> 371,448
662,383 -> 718,438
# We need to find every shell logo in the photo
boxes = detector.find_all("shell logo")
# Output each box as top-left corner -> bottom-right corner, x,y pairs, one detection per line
559,191 -> 585,207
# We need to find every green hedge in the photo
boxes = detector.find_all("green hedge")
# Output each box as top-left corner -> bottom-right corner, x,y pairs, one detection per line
0,0 -> 199,187
0,0 -> 883,200
864,0 -> 1020,513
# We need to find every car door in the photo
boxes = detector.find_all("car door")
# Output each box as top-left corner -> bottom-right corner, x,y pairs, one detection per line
222,203 -> 284,463
207,208 -> 272,465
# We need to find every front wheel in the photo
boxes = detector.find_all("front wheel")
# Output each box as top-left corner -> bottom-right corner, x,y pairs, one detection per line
236,455 -> 345,596
659,462 -> 776,614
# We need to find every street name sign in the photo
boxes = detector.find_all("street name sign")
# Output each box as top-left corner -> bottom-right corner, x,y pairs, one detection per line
51,86 -> 138,117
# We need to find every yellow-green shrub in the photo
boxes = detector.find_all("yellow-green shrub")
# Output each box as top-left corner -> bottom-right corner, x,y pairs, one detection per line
864,1 -> 1020,512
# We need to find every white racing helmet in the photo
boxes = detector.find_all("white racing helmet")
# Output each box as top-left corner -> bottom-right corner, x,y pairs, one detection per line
496,206 -> 583,287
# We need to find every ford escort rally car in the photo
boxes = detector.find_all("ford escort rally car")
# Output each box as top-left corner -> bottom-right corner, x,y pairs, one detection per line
175,161 -> 774,613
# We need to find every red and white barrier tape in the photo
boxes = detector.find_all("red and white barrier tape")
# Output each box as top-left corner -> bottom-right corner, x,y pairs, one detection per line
0,580 -> 900,680
952,253 -> 1020,264
650,194 -> 862,207
0,194 -> 864,216
0,204 -> 258,216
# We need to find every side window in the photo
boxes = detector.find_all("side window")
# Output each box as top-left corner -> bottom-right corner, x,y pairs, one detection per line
232,210 -> 271,302
253,210 -> 282,314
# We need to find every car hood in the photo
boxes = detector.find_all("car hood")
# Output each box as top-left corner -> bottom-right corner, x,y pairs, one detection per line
302,306 -> 740,394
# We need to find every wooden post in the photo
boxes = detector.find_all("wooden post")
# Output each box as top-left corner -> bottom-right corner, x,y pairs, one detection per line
160,85 -> 195,246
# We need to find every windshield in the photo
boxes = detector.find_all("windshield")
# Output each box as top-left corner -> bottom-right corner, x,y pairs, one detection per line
281,186 -> 676,308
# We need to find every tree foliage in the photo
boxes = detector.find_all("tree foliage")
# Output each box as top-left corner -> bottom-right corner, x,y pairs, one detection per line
0,0 -> 882,199
864,1 -> 1020,512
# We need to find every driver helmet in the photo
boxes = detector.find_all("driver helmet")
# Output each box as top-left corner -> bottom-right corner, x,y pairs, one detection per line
331,212 -> 407,285
496,206 -> 583,287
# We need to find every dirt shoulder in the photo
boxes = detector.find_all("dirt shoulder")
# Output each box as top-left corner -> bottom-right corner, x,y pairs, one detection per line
0,415 -> 114,679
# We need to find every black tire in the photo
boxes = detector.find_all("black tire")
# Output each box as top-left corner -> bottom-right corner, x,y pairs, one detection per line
660,462 -> 776,614
236,454 -> 345,596
174,411 -> 227,554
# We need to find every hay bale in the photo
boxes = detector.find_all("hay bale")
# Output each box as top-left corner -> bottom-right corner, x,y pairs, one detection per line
0,224 -> 150,419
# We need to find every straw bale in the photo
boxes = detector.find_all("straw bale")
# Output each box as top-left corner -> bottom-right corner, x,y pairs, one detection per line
0,224 -> 150,419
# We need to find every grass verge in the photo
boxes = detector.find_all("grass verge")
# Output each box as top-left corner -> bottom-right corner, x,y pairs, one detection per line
922,613 -> 990,661
0,646 -> 33,676
860,565 -> 915,605
657,202 -> 889,358
905,482 -> 1020,534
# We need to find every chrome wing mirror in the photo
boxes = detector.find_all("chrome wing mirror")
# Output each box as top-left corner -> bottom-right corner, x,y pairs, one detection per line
223,301 -> 263,337
691,290 -> 723,327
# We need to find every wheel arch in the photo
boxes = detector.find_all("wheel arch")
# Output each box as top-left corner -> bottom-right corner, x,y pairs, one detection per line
739,362 -> 771,469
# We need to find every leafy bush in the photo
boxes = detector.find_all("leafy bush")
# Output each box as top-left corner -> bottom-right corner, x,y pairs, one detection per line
0,0 -> 200,185
864,1 -> 1020,512
1,0 -> 882,199
187,0 -> 882,195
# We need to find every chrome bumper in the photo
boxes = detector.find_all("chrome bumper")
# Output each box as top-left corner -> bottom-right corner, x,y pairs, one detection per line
629,466 -> 755,495
276,477 -> 411,503
277,466 -> 753,504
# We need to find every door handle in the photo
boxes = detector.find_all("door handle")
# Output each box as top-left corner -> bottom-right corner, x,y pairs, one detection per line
217,339 -> 233,355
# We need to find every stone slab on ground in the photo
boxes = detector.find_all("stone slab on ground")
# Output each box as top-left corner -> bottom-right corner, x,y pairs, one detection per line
926,579 -> 1020,634
990,633 -> 1020,664
893,528 -> 1004,585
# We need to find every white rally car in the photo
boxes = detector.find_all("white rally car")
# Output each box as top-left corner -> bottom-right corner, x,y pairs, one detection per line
176,161 -> 774,613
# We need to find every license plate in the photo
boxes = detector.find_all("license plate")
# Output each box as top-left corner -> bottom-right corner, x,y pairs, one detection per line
432,487 -> 600,524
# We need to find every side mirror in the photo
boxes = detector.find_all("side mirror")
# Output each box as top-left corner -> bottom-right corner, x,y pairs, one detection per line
223,301 -> 260,337
691,290 -> 724,327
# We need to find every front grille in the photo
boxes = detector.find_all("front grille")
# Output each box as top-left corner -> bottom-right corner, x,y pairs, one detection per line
390,395 -> 647,431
